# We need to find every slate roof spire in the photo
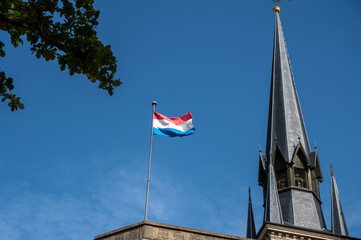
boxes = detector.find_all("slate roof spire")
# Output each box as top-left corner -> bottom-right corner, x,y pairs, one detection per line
246,188 -> 256,239
266,8 -> 310,162
258,6 -> 327,231
330,164 -> 349,236
264,164 -> 283,224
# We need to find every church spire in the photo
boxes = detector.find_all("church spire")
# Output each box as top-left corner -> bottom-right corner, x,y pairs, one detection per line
258,6 -> 326,231
246,188 -> 256,239
330,164 -> 349,236
266,7 -> 310,162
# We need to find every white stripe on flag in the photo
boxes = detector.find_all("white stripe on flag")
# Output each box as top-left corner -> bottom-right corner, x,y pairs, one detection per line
153,118 -> 194,132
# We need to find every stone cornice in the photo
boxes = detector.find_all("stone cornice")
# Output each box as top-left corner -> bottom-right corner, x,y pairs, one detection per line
257,222 -> 361,240
94,221 -> 250,240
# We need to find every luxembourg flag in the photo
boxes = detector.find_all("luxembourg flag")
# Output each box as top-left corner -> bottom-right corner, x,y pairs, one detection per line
153,112 -> 195,137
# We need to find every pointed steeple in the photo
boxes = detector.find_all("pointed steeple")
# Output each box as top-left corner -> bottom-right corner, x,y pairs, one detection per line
330,164 -> 349,236
259,7 -> 327,231
264,164 -> 283,224
246,188 -> 256,239
266,9 -> 310,162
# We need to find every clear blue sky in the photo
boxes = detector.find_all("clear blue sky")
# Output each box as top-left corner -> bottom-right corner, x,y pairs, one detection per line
0,1 -> 360,239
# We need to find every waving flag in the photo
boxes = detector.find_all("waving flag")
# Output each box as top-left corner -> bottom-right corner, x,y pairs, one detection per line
153,112 -> 195,137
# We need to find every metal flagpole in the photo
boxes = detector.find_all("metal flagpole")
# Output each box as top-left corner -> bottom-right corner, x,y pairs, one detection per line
144,100 -> 157,221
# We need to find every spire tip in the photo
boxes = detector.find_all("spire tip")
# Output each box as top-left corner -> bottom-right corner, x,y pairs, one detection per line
273,6 -> 281,13
330,162 -> 334,177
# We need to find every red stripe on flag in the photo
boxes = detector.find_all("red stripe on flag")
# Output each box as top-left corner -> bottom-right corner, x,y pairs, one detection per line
153,112 -> 193,126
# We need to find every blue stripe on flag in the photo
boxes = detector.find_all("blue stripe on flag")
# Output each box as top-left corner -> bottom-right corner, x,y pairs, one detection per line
153,127 -> 195,137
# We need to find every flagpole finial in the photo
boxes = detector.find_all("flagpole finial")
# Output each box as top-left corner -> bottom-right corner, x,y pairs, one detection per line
152,101 -> 157,106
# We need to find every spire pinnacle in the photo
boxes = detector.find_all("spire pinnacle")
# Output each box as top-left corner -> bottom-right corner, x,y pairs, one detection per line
331,166 -> 349,236
264,164 -> 284,224
246,187 -> 257,239
330,162 -> 334,177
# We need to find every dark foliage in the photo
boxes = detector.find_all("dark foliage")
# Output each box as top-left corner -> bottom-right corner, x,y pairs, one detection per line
0,0 -> 121,110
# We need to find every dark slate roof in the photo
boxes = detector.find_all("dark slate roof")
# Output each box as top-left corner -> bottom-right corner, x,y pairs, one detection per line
279,188 -> 327,230
266,12 -> 311,163
246,188 -> 257,239
264,164 -> 283,224
331,167 -> 349,236
308,151 -> 317,167
260,154 -> 268,169
258,153 -> 269,186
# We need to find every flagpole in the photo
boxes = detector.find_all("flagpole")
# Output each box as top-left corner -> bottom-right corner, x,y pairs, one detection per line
144,100 -> 157,221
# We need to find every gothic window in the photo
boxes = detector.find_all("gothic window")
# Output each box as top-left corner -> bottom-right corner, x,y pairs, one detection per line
276,170 -> 287,190
294,168 -> 307,188
274,153 -> 288,190
293,151 -> 308,189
